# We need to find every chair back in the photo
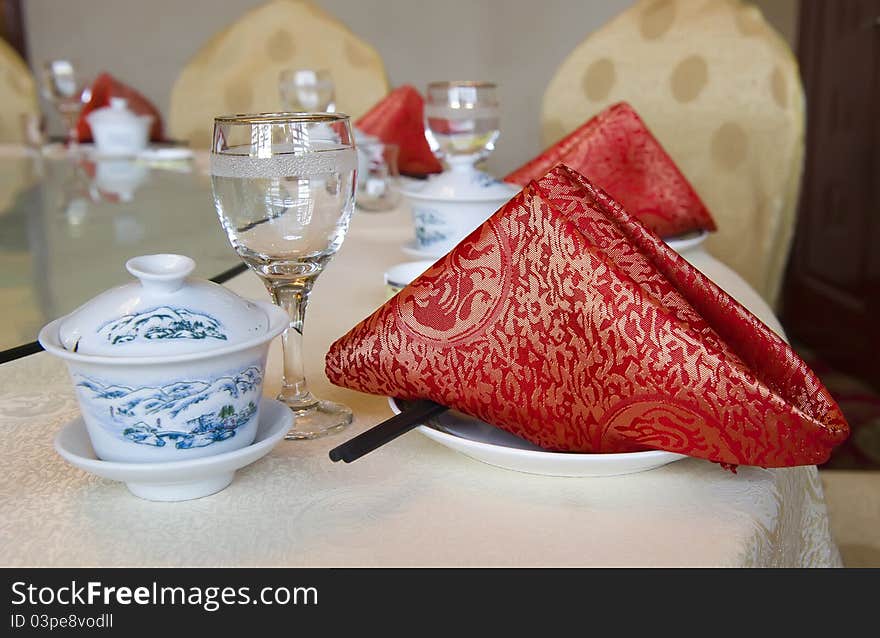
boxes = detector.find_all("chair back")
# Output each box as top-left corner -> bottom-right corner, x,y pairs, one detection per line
169,0 -> 389,148
542,0 -> 804,305
0,39 -> 38,144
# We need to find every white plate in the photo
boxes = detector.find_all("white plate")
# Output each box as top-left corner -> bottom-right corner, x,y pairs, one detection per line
665,229 -> 708,254
137,147 -> 194,161
401,239 -> 447,260
384,259 -> 436,285
55,398 -> 292,501
405,230 -> 709,260
389,398 -> 685,477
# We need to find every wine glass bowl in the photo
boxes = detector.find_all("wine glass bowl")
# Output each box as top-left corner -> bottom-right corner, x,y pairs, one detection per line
424,81 -> 500,164
210,112 -> 357,439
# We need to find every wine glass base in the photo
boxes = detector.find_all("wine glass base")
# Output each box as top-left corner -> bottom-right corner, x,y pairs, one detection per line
282,398 -> 353,440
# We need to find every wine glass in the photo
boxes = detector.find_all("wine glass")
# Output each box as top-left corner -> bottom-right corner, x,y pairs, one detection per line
279,69 -> 336,112
424,81 -> 500,169
355,141 -> 400,211
40,60 -> 88,149
210,113 -> 357,439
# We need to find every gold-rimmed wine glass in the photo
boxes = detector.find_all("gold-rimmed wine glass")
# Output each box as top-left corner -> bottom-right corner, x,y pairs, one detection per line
210,112 -> 357,439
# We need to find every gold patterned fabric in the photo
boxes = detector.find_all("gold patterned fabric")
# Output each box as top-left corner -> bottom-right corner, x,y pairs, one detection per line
0,39 -> 38,144
168,0 -> 389,148
541,0 -> 804,306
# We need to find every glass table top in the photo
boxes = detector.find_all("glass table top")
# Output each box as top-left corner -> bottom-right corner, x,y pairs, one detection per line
0,150 -> 244,358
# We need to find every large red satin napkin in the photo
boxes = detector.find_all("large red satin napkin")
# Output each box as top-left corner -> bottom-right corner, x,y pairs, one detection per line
505,103 -> 716,238
76,72 -> 164,143
355,85 -> 442,177
326,165 -> 848,468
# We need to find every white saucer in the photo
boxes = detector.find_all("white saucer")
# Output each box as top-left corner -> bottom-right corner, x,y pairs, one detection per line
389,398 -> 685,477
76,143 -> 194,161
404,230 -> 709,260
77,142 -> 139,159
401,239 -> 446,260
55,398 -> 293,501
384,260 -> 435,296
137,147 -> 194,161
665,229 -> 708,254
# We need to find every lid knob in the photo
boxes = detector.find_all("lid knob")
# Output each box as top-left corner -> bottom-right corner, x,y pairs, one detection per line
126,254 -> 195,294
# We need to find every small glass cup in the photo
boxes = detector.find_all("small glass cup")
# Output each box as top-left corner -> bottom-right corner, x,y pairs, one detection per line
40,60 -> 88,149
424,81 -> 500,166
355,142 -> 400,212
278,69 -> 336,112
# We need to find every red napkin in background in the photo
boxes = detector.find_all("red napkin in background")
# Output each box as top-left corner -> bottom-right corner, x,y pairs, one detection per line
356,85 -> 442,177
76,72 -> 164,143
326,165 -> 848,468
505,103 -> 716,238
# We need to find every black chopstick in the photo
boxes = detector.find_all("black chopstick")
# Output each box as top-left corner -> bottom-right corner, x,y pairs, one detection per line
328,399 -> 448,463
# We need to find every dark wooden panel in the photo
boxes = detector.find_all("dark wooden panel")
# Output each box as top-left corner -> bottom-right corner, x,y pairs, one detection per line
0,0 -> 27,60
782,0 -> 880,388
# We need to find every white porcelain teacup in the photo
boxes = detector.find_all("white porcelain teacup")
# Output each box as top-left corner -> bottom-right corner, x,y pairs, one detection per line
39,254 -> 288,463
400,167 -> 517,257
86,97 -> 153,156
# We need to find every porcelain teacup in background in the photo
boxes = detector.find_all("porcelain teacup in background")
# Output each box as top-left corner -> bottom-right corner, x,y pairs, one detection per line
401,80 -> 518,258
39,254 -> 288,463
399,167 -> 517,258
86,97 -> 153,156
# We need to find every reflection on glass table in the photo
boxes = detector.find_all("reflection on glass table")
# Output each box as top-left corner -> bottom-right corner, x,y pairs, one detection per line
0,152 -> 244,356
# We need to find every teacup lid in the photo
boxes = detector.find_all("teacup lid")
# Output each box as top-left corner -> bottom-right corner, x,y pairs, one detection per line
57,254 -> 271,357
400,166 -> 518,202
86,97 -> 153,128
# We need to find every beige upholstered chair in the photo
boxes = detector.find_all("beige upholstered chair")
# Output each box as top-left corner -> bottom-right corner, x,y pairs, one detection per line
169,0 -> 389,148
542,0 -> 804,306
0,38 -> 39,144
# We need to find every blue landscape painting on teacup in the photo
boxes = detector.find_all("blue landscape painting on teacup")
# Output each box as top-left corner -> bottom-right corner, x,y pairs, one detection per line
98,306 -> 228,345
75,364 -> 262,449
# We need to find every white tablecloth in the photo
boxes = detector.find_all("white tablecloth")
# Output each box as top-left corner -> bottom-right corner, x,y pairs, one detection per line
0,203 -> 842,566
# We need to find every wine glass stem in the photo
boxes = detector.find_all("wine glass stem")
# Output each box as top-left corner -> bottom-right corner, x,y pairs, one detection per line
62,112 -> 78,150
269,278 -> 318,412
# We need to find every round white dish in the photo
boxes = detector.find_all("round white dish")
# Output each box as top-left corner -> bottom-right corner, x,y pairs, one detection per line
383,259 -> 435,297
401,239 -> 446,260
55,397 -> 292,501
389,397 -> 685,477
404,228 -> 710,260
137,147 -> 194,161
665,229 -> 708,255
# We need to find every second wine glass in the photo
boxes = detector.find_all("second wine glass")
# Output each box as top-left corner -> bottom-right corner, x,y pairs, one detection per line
210,112 -> 357,439
41,59 -> 87,149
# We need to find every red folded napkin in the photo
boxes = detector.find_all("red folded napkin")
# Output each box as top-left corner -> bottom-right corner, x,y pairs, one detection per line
355,85 -> 442,177
76,72 -> 164,143
326,165 -> 848,468
505,103 -> 716,238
